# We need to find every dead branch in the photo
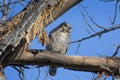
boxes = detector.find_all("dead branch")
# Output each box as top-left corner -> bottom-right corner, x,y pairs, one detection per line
36,68 -> 40,80
112,0 -> 119,25
70,24 -> 120,43
80,4 -> 106,30
1,0 -> 8,21
112,44 -> 120,57
6,49 -> 120,75
99,0 -> 120,25
78,4 -> 97,33
0,0 -> 28,8
11,66 -> 25,80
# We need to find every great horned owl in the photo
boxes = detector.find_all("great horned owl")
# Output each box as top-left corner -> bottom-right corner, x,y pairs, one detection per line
46,22 -> 71,76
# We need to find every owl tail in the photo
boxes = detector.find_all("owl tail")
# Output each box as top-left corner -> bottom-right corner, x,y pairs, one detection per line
49,66 -> 57,76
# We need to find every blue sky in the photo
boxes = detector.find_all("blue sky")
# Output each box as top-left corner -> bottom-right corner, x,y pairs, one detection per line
2,0 -> 120,80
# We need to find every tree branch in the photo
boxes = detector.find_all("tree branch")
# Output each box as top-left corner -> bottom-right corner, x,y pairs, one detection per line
0,0 -> 83,57
0,0 -> 83,64
1,0 -> 8,21
71,24 -> 120,43
112,44 -> 120,57
0,0 -> 28,8
8,50 -> 120,75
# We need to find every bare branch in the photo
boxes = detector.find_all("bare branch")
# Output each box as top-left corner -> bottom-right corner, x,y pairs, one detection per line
17,0 -> 26,8
6,50 -> 120,75
0,0 -> 29,25
112,44 -> 120,57
36,68 -> 40,80
11,66 -> 26,80
11,66 -> 22,72
70,24 -> 120,43
78,4 -> 97,33
100,66 -> 115,80
1,0 -> 8,21
80,4 -> 106,30
94,72 -> 106,80
0,0 -> 29,8
111,0 -> 119,25
99,0 -> 120,25
19,67 -> 26,80
75,42 -> 81,54
8,1 -> 17,19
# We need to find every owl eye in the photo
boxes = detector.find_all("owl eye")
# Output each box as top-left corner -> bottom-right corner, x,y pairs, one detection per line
59,28 -> 63,32
68,27 -> 72,30
65,27 -> 71,32
67,27 -> 71,30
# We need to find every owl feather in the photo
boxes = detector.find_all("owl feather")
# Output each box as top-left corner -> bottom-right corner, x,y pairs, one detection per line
46,22 -> 71,76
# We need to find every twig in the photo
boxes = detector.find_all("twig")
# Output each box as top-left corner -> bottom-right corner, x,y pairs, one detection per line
70,24 -> 120,43
111,0 -> 119,25
0,0 -> 29,24
75,75 -> 81,80
94,72 -> 108,80
75,42 -> 81,54
109,16 -> 113,24
80,4 -> 106,30
99,0 -> 119,24
100,65 -> 115,80
44,67 -> 53,80
36,68 -> 40,80
94,72 -> 103,80
18,0 -> 26,8
11,66 -> 26,80
111,44 -> 120,57
0,0 -> 29,8
9,0 -> 16,18
1,0 -> 8,21
11,66 -> 22,72
19,67 -> 26,80
78,4 -> 97,33
44,67 -> 49,80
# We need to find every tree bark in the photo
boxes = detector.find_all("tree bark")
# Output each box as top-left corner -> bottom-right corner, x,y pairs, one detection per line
0,0 -> 83,59
0,0 -> 120,77
10,50 -> 120,75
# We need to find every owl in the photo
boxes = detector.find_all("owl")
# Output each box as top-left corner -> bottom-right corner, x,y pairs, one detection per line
46,22 -> 72,76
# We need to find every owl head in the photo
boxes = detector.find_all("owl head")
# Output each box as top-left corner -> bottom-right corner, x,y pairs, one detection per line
51,22 -> 72,33
61,22 -> 72,33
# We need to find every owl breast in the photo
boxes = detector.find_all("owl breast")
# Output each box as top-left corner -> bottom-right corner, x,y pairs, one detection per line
46,22 -> 71,76
49,31 -> 69,54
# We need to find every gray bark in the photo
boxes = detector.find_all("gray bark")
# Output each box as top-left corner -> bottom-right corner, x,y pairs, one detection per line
0,0 -> 83,61
9,49 -> 120,75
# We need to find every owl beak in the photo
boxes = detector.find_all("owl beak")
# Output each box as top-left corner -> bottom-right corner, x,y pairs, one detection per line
63,29 -> 67,33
